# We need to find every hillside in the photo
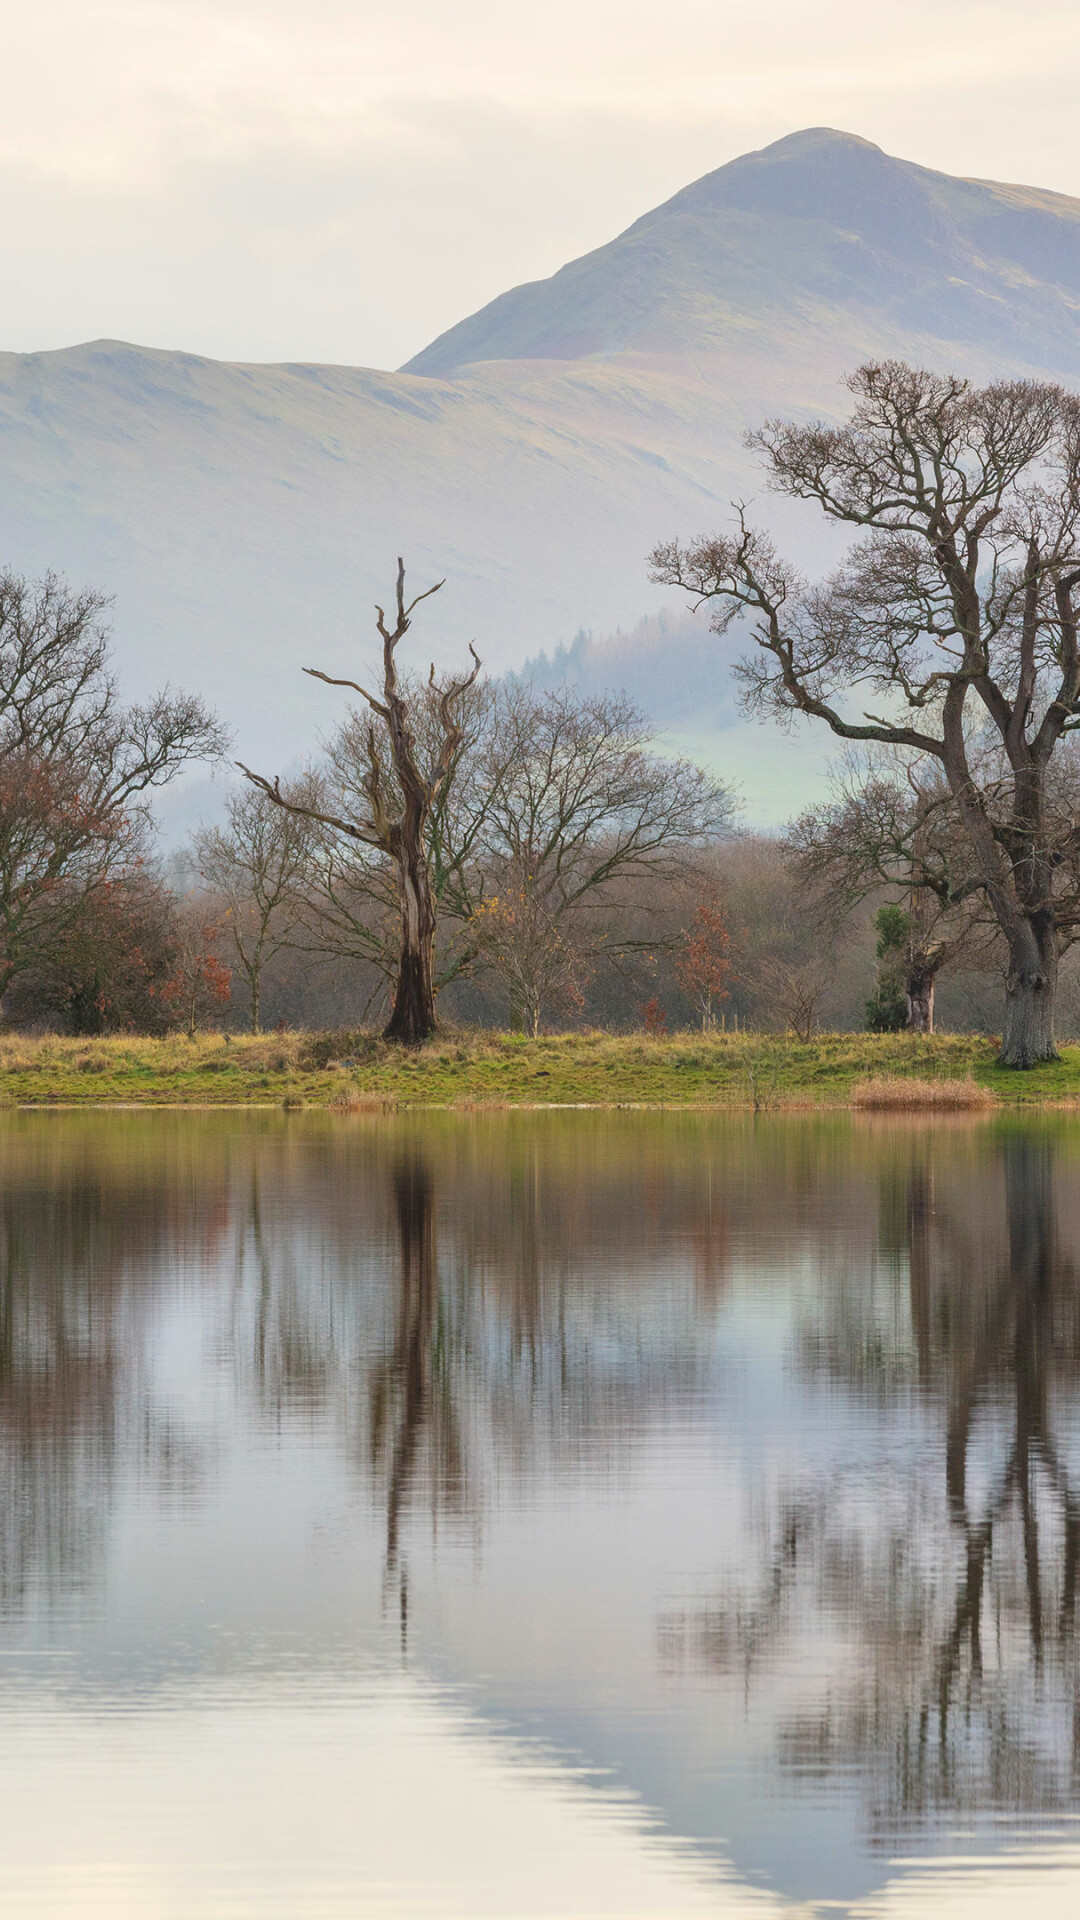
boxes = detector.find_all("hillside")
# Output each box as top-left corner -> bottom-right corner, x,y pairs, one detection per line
2,128 -> 1080,818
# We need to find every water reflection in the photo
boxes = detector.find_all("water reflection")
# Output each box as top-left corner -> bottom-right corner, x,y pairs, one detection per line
1,1114 -> 1080,1914
0,1125 -> 224,1610
663,1125 -> 1080,1850
371,1154 -> 466,1648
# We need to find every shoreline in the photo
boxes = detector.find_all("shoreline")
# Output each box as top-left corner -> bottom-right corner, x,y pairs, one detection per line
1,1029 -> 1080,1110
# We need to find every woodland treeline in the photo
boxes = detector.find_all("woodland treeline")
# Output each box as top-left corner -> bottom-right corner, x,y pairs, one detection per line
5,357 -> 1080,1062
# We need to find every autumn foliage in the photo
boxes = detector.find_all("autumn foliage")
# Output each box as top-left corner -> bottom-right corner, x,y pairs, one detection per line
161,918 -> 233,1036
675,893 -> 734,1030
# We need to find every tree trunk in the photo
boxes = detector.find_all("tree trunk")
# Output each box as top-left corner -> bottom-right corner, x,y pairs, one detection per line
384,851 -> 438,1045
905,967 -> 935,1035
250,972 -> 261,1035
1000,920 -> 1059,1068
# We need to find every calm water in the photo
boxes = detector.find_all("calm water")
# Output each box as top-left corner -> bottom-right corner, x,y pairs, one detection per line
2,1110 -> 1080,1916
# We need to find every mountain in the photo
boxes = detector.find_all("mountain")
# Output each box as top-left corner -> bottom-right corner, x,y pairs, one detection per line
1,128 -> 1079,818
406,127 -> 1080,377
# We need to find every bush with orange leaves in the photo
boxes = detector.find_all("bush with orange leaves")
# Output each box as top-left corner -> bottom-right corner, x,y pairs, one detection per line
675,892 -> 735,1031
161,913 -> 233,1036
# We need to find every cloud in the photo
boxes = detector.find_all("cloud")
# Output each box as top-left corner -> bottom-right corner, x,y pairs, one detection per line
2,0 -> 1080,366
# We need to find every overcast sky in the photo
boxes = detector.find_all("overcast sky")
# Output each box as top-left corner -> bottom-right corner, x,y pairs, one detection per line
4,0 -> 1080,370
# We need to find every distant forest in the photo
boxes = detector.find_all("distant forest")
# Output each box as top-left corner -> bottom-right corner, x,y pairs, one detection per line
513,607 -> 739,730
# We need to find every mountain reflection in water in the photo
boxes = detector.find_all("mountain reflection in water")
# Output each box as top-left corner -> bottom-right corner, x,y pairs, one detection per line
1,1111 -> 1080,1916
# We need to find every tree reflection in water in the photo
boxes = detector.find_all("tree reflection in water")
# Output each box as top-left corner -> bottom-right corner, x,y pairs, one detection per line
369,1155 -> 466,1635
9,1110 -> 1080,1866
0,1120 -> 229,1615
353,1139 -> 721,1622
661,1125 -> 1080,1840
0,1172 -> 122,1610
212,1122 -> 728,1656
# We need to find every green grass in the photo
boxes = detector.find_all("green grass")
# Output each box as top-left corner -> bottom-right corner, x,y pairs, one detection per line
0,1027 -> 1079,1109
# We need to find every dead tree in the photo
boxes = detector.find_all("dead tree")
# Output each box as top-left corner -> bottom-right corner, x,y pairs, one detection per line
288,677 -> 496,1006
238,560 -> 479,1045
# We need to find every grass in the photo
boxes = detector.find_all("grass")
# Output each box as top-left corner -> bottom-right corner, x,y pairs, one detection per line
0,1026 -> 1079,1109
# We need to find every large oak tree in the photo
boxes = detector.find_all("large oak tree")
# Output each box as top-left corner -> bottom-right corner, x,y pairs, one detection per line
651,362 -> 1080,1066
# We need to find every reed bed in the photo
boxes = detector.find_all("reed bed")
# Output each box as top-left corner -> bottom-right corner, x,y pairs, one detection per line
851,1075 -> 997,1112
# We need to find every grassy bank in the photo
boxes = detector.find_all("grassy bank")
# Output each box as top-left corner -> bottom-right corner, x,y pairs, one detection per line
0,1027 -> 1079,1109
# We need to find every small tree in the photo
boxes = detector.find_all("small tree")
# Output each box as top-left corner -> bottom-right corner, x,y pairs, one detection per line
753,954 -> 830,1043
675,891 -> 734,1030
193,783 -> 313,1032
652,362 -> 1080,1067
239,560 -> 479,1046
162,915 -> 232,1036
642,996 -> 668,1034
865,905 -> 912,1033
474,871 -> 588,1035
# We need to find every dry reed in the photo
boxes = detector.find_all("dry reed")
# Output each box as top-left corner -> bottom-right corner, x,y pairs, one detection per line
851,1075 -> 996,1112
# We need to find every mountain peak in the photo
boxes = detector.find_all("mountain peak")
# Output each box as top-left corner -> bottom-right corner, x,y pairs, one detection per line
748,127 -> 885,158
402,130 -> 1080,379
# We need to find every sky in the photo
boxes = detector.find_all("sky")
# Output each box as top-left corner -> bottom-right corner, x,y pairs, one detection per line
4,0 -> 1080,370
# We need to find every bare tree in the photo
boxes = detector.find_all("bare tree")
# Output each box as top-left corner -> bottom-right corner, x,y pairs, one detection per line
651,362 -> 1080,1067
475,684 -> 734,1030
239,560 -> 479,1045
0,570 -> 225,1006
265,673 -> 731,1037
474,863 -> 589,1036
193,783 -> 313,1032
785,754 -> 986,1034
752,953 -> 831,1042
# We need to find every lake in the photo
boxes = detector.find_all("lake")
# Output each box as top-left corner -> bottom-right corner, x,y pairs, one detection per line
1,1108 -> 1079,1917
